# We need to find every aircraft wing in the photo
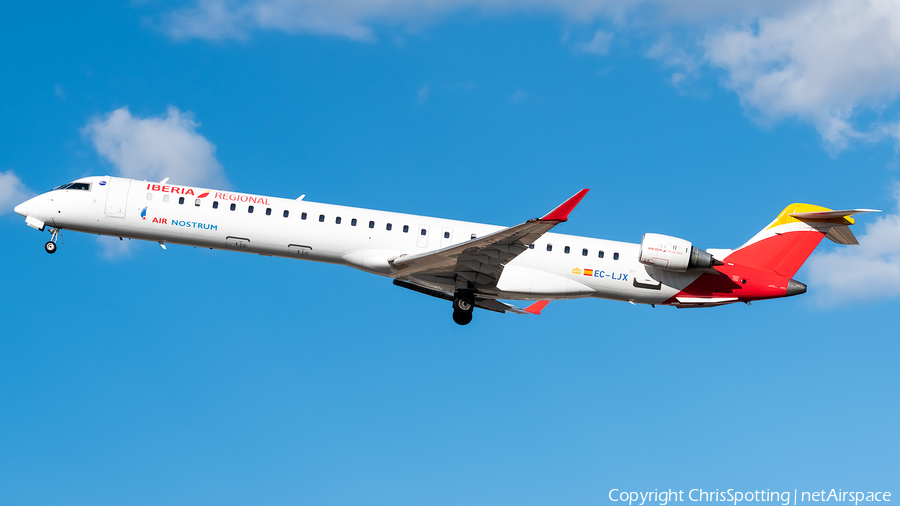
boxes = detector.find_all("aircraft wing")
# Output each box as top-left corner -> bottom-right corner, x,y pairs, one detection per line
390,189 -> 589,288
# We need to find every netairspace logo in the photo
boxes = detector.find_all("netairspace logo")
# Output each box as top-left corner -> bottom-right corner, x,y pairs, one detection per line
609,489 -> 892,506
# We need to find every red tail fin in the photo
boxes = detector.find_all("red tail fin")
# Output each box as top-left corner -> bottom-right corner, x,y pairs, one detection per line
724,204 -> 872,278
725,229 -> 826,278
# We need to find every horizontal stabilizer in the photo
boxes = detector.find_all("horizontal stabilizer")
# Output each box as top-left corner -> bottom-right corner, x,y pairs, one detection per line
824,225 -> 859,245
789,208 -> 880,221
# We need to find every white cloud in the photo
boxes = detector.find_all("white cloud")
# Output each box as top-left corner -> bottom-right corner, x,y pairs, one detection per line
83,106 -> 227,188
0,170 -> 35,215
417,85 -> 430,104
582,30 -> 613,55
160,0 -> 808,43
806,187 -> 900,304
646,36 -> 701,75
509,88 -> 528,103
158,0 -> 900,153
702,0 -> 900,152
162,0 -> 626,41
97,236 -> 136,260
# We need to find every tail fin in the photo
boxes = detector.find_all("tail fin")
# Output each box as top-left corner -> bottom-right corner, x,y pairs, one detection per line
723,204 -> 878,278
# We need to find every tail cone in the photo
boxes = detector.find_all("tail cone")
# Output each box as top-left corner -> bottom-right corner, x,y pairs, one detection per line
786,279 -> 807,297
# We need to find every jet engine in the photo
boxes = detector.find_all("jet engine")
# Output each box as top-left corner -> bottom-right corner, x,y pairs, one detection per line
639,233 -> 719,272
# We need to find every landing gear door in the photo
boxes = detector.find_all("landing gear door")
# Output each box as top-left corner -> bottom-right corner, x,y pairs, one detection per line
105,177 -> 131,218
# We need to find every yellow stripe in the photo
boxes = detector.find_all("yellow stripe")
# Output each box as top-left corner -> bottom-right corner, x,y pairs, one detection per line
765,203 -> 855,230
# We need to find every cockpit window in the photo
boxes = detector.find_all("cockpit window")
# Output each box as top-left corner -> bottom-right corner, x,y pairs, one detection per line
51,182 -> 91,191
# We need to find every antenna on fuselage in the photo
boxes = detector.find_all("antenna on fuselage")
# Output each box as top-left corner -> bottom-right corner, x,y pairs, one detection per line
160,177 -> 169,185
297,194 -> 305,201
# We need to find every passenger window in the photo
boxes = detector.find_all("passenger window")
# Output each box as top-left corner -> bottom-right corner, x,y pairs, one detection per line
163,195 -> 170,203
351,218 -> 357,226
529,244 -> 534,249
369,221 -> 375,229
179,197 -> 185,205
547,244 -> 552,252
283,210 -> 289,218
212,201 -> 218,209
336,217 -> 342,224
582,248 -> 588,256
444,232 -> 450,239
564,246 -> 570,254
420,228 -> 426,236
386,223 -> 392,231
613,252 -> 619,260
598,250 -> 604,258
248,205 -> 254,213
471,233 -> 476,239
146,193 -> 152,201
403,225 -> 409,233
301,212 -> 307,220
319,214 -> 325,222
266,208 -> 272,216
195,199 -> 201,207
230,203 -> 236,211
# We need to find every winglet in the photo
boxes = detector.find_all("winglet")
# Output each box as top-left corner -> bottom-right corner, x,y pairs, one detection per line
541,189 -> 589,222
523,300 -> 550,315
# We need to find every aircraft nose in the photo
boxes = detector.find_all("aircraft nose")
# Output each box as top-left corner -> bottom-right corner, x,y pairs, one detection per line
786,279 -> 807,297
14,201 -> 28,217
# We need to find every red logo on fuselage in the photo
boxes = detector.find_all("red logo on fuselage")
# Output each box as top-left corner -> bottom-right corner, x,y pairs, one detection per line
145,184 -> 270,205
146,183 -> 203,196
214,192 -> 270,206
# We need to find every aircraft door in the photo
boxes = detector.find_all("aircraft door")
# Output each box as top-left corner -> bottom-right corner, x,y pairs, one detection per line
105,177 -> 131,218
440,227 -> 453,248
417,225 -> 430,248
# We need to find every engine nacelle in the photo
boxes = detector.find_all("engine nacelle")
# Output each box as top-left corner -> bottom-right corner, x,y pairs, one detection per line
639,233 -> 718,272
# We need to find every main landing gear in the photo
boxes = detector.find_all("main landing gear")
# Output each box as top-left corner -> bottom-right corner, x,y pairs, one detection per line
452,290 -> 475,326
44,228 -> 60,254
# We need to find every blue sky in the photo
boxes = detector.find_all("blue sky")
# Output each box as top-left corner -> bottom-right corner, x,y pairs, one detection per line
1,1 -> 898,504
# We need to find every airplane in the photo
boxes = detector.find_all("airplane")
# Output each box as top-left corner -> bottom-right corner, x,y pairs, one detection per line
13,176 -> 879,325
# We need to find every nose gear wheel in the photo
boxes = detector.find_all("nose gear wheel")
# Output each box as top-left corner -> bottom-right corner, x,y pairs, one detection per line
44,227 -> 61,254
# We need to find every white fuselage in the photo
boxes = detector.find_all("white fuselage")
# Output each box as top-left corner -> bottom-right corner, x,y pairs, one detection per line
16,176 -> 707,305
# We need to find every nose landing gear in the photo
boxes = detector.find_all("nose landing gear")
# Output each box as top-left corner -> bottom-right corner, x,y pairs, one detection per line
452,291 -> 475,326
44,228 -> 60,254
